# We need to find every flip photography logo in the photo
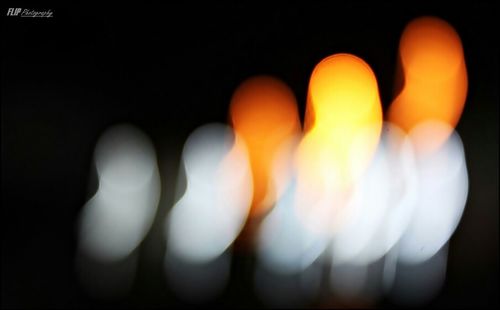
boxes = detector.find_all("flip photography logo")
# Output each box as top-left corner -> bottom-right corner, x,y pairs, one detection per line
6,8 -> 53,18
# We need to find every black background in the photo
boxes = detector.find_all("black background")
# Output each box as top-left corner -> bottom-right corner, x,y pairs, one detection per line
2,2 -> 498,308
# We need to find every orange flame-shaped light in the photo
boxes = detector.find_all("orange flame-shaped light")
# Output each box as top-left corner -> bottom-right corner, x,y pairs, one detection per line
388,16 -> 468,153
300,53 -> 383,189
292,54 -> 383,236
230,76 -> 301,217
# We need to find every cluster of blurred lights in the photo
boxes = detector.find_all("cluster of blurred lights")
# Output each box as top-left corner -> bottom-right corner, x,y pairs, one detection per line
76,16 -> 469,306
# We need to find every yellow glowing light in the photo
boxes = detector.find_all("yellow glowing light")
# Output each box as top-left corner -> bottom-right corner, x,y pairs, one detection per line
291,54 -> 383,237
229,76 -> 301,217
388,16 -> 468,152
300,53 -> 383,189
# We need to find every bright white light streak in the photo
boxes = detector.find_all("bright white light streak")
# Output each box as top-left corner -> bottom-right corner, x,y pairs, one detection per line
78,124 -> 161,262
165,123 -> 252,264
398,121 -> 468,264
257,135 -> 329,274
257,180 -> 330,274
331,123 -> 418,266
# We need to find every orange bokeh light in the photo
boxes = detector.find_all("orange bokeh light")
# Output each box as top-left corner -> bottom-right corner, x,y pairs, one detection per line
388,16 -> 468,152
300,53 -> 383,189
229,76 -> 301,217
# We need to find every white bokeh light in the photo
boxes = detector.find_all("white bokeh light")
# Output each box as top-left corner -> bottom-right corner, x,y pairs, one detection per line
78,124 -> 161,262
332,123 -> 418,266
397,121 -> 469,264
166,123 -> 253,263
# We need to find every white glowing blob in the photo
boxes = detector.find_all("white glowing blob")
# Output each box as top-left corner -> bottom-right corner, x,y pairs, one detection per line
94,125 -> 157,192
257,181 -> 329,274
332,123 -> 419,265
331,141 -> 392,265
166,123 -> 252,263
398,121 -> 468,264
292,122 -> 384,240
257,135 -> 329,274
78,124 -> 161,262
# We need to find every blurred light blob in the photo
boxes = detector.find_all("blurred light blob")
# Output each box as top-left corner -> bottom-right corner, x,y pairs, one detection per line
166,123 -> 252,263
388,16 -> 468,151
229,76 -> 301,217
259,54 -> 385,274
78,124 -> 161,262
257,180 -> 330,274
303,53 -> 383,188
331,123 -> 418,266
294,53 -> 383,236
397,121 -> 468,264
256,133 -> 329,274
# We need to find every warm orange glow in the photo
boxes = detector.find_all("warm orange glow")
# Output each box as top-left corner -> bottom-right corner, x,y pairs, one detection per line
388,16 -> 468,152
229,76 -> 301,217
300,53 -> 383,189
